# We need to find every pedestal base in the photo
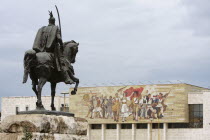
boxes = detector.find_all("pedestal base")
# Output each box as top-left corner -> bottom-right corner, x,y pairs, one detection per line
0,114 -> 87,140
0,133 -> 87,140
17,110 -> 74,117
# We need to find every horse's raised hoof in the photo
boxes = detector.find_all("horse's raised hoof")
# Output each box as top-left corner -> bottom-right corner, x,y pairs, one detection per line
71,90 -> 76,95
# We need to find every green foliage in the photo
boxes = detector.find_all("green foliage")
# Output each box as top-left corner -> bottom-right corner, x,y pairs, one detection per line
21,126 -> 33,140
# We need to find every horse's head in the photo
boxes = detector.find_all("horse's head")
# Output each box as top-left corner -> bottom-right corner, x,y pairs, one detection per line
63,40 -> 79,63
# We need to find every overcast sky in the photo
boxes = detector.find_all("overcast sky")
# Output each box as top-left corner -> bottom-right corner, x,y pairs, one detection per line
0,0 -> 210,100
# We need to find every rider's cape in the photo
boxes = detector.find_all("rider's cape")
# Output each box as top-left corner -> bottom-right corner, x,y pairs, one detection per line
33,25 -> 59,52
32,25 -> 63,71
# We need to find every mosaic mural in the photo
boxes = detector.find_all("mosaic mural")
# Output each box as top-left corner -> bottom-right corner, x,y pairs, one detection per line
69,84 -> 189,123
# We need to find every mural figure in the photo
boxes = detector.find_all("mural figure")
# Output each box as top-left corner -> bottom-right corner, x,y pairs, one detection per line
101,95 -> 107,118
106,96 -> 113,119
132,92 -> 140,121
121,96 -> 129,122
85,95 -> 94,119
92,97 -> 103,118
112,97 -> 120,122
139,95 -> 148,119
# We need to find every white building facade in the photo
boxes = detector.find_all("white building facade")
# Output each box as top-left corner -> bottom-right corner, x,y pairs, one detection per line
87,90 -> 210,140
1,96 -> 69,120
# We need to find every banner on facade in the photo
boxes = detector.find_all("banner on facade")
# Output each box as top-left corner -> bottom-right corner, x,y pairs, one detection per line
69,84 -> 189,123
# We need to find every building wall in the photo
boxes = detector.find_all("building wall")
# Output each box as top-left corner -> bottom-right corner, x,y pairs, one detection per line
91,128 -> 204,140
135,129 -> 148,140
90,129 -> 101,140
167,129 -> 203,140
151,129 -> 163,140
203,92 -> 210,139
120,129 -> 132,140
105,129 -> 117,140
1,96 -> 69,120
88,88 -> 210,140
188,93 -> 203,104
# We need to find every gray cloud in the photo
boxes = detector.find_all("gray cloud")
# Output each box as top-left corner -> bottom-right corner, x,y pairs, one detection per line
0,0 -> 210,105
181,0 -> 210,36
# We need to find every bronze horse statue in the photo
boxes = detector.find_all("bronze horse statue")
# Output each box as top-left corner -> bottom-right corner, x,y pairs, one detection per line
23,41 -> 79,110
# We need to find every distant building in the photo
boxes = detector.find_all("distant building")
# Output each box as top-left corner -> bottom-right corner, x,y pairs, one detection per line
1,96 -> 69,120
69,83 -> 210,140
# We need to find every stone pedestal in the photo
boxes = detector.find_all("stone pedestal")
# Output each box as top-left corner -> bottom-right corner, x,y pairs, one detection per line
0,114 -> 88,140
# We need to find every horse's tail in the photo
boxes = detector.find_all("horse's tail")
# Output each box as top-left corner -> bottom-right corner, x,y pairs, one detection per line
23,49 -> 36,83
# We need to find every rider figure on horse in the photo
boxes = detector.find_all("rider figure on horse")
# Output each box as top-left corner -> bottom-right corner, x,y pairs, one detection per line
23,11 -> 73,84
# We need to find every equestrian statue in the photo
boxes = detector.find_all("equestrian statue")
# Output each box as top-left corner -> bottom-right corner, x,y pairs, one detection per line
22,10 -> 79,111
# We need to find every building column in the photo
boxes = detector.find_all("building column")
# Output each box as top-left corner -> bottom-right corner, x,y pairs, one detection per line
87,124 -> 91,140
147,123 -> 152,140
132,123 -> 136,140
163,123 -> 167,140
117,124 -> 120,140
203,92 -> 210,139
102,124 -> 105,140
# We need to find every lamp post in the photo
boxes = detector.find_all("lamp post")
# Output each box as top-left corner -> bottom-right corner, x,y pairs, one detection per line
61,91 -> 69,112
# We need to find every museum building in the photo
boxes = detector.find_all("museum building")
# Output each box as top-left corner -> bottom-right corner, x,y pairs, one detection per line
1,83 -> 210,140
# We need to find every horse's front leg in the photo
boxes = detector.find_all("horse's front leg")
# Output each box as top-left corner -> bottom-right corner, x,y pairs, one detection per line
50,82 -> 57,111
70,75 -> 79,95
37,77 -> 47,110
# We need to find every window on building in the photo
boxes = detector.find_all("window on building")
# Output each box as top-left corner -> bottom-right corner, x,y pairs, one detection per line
106,124 -> 116,129
189,104 -> 203,128
137,123 -> 147,129
168,104 -> 203,128
121,124 -> 132,129
168,123 -> 189,128
152,123 -> 163,129
26,105 -> 29,111
91,124 -> 101,129
16,107 -> 19,114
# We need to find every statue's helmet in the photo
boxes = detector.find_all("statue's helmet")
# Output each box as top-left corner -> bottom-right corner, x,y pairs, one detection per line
48,11 -> 55,24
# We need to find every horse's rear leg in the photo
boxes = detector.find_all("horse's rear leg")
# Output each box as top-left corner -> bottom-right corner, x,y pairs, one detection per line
32,81 -> 38,98
50,82 -> 56,111
37,77 -> 47,110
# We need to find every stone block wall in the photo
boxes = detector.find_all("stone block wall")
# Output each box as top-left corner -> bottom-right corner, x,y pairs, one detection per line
0,114 -> 87,140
